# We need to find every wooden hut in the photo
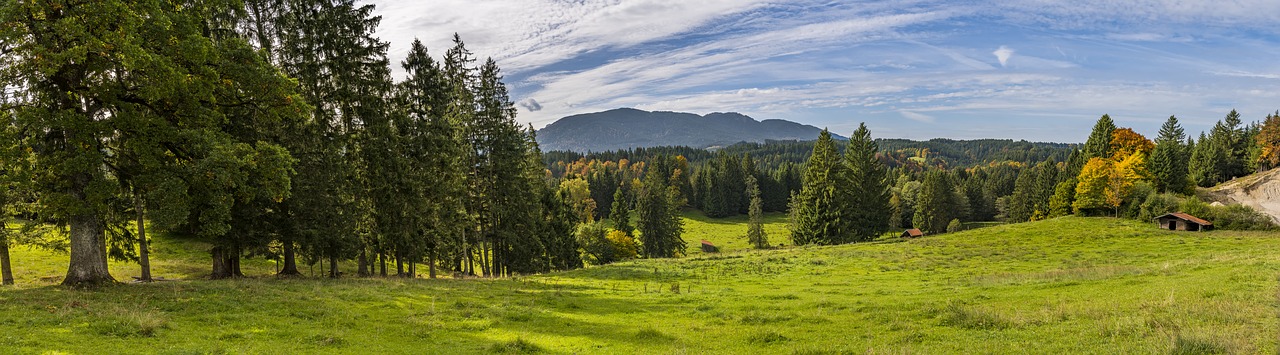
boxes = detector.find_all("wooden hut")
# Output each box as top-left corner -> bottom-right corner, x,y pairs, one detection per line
1154,212 -> 1213,232
700,240 -> 719,253
901,229 -> 924,238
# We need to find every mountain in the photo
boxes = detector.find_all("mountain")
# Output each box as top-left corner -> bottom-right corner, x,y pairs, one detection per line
536,108 -> 836,152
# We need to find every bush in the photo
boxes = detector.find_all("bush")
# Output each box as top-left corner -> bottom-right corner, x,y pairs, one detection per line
1178,198 -> 1276,231
576,222 -> 639,265
1138,193 -> 1182,221
606,230 -> 638,259
945,219 -> 963,233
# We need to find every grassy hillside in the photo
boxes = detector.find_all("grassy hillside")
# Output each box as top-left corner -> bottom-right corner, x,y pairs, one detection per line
2,217 -> 1278,354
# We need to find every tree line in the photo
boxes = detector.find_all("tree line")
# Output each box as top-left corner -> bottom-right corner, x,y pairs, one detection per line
0,0 -> 690,286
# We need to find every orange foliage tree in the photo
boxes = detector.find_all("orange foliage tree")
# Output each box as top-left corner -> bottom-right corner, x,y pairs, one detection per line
1109,128 -> 1155,161
1259,112 -> 1280,170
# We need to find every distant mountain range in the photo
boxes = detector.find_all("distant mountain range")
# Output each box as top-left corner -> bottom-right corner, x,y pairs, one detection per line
536,108 -> 836,152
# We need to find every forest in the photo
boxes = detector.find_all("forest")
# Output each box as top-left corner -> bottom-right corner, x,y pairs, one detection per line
1,0 -> 1279,291
0,0 -> 693,286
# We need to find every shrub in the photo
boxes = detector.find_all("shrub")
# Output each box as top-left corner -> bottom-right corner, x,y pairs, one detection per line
945,219 -> 963,233
1138,193 -> 1182,221
577,222 -> 640,265
576,222 -> 614,265
1179,198 -> 1276,231
606,230 -> 638,259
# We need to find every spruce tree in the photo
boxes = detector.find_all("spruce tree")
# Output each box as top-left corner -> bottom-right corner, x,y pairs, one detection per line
611,188 -> 634,235
1082,114 -> 1117,161
746,175 -> 769,249
841,123 -> 891,242
790,130 -> 847,245
1149,116 -> 1188,193
1189,131 -> 1227,187
637,157 -> 685,258
913,171 -> 957,234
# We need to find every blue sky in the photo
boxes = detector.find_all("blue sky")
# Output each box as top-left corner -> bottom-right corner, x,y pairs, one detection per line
367,0 -> 1280,143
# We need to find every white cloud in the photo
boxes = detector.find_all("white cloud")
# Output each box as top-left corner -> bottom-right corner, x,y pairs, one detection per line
900,111 -> 935,123
993,46 -> 1014,67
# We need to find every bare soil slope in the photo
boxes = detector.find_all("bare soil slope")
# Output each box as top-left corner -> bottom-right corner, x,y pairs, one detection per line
1207,168 -> 1280,224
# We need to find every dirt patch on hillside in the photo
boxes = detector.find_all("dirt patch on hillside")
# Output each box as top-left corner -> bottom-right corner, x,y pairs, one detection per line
1204,168 -> 1280,224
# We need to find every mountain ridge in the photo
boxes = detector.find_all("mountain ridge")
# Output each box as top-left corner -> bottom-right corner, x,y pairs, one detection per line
536,108 -> 838,152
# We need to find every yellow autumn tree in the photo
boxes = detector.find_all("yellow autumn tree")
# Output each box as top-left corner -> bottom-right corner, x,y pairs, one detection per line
1073,157 -> 1113,214
558,178 -> 596,222
1074,151 -> 1146,216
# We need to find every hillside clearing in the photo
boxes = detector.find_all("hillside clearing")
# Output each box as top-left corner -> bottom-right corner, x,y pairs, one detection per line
1,217 -> 1277,354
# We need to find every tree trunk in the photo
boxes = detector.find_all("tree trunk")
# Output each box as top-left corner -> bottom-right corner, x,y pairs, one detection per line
211,246 -> 232,279
63,212 -> 114,286
378,251 -> 387,277
328,256 -> 339,279
279,240 -> 301,276
231,249 -> 243,277
480,240 -> 491,277
465,242 -> 474,276
357,249 -> 369,277
1,238 -> 14,285
428,251 -> 437,279
136,198 -> 152,282
395,252 -> 405,277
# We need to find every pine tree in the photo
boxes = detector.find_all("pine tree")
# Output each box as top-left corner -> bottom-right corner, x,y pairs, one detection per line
913,171 -> 957,234
395,39 -> 468,278
1082,114 -> 1118,161
1007,167 -> 1039,222
841,123 -> 891,242
637,157 -> 685,258
746,176 -> 769,249
1190,129 -> 1229,187
790,130 -> 847,245
611,188 -> 633,235
1149,116 -> 1188,193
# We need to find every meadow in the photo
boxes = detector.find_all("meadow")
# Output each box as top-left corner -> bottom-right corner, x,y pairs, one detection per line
1,216 -> 1277,354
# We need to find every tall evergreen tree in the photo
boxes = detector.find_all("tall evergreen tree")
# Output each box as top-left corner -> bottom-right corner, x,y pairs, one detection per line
841,123 -> 891,242
637,156 -> 685,258
913,171 -> 958,234
745,175 -> 768,249
1189,131 -> 1226,187
790,130 -> 846,245
1149,116 -> 1188,193
611,188 -> 634,235
1082,114 -> 1117,161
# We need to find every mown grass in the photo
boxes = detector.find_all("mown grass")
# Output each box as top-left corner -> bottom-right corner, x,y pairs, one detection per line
1,216 -> 1277,353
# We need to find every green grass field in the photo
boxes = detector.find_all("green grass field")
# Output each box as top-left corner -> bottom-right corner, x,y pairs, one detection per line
2,216 -> 1278,354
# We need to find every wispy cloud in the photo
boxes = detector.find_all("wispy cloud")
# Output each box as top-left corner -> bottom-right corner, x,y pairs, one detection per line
366,0 -> 1280,141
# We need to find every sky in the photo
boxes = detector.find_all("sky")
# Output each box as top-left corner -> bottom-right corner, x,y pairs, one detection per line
364,0 -> 1280,143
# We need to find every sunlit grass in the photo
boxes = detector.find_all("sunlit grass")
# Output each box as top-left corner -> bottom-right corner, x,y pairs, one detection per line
0,216 -> 1276,353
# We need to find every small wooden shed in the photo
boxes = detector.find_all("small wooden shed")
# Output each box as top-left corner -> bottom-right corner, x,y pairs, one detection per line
700,240 -> 719,253
1155,212 -> 1213,232
901,229 -> 924,238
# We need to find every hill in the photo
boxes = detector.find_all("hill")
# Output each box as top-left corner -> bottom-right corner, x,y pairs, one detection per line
1206,168 -> 1280,224
536,108 -> 836,152
1,217 -> 1276,353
